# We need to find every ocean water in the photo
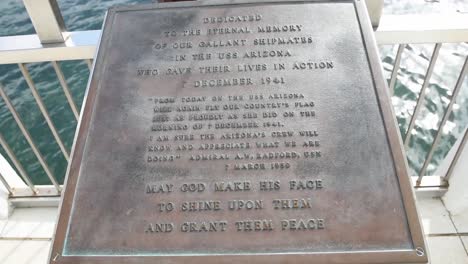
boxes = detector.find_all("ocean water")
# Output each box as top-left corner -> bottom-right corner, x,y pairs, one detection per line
0,0 -> 466,185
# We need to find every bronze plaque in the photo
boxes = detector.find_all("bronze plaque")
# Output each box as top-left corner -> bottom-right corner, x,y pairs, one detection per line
50,0 -> 428,263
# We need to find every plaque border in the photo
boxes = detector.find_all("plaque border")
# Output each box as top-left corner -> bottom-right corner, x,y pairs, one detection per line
49,0 -> 429,263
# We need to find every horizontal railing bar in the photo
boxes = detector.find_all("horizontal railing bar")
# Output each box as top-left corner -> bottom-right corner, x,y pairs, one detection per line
444,127 -> 468,181
6,185 -> 61,198
51,61 -> 79,119
414,187 -> 448,199
388,44 -> 405,95
0,133 -> 36,192
10,196 -> 61,207
376,14 -> 468,44
404,43 -> 442,148
19,63 -> 70,161
0,30 -> 99,64
411,175 -> 448,189
0,84 -> 61,191
418,56 -> 468,182
0,171 -> 13,195
0,14 -> 466,64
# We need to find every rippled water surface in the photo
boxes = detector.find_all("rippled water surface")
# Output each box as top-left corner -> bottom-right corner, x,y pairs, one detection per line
0,0 -> 466,184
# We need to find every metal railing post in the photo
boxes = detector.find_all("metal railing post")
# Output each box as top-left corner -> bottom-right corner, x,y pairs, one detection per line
22,0 -> 66,44
365,0 -> 384,28
85,59 -> 93,70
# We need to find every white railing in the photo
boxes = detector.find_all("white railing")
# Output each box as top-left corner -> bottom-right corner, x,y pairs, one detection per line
0,0 -> 467,203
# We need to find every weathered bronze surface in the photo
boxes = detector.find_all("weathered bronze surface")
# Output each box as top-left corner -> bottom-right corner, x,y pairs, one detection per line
50,0 -> 428,263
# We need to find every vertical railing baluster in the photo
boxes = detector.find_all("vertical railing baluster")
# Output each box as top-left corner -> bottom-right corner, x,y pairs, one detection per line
0,171 -> 13,195
0,133 -> 36,192
51,61 -> 79,120
0,84 -> 61,191
404,43 -> 442,148
418,56 -> 468,184
18,63 -> 70,161
444,128 -> 468,182
389,44 -> 405,95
